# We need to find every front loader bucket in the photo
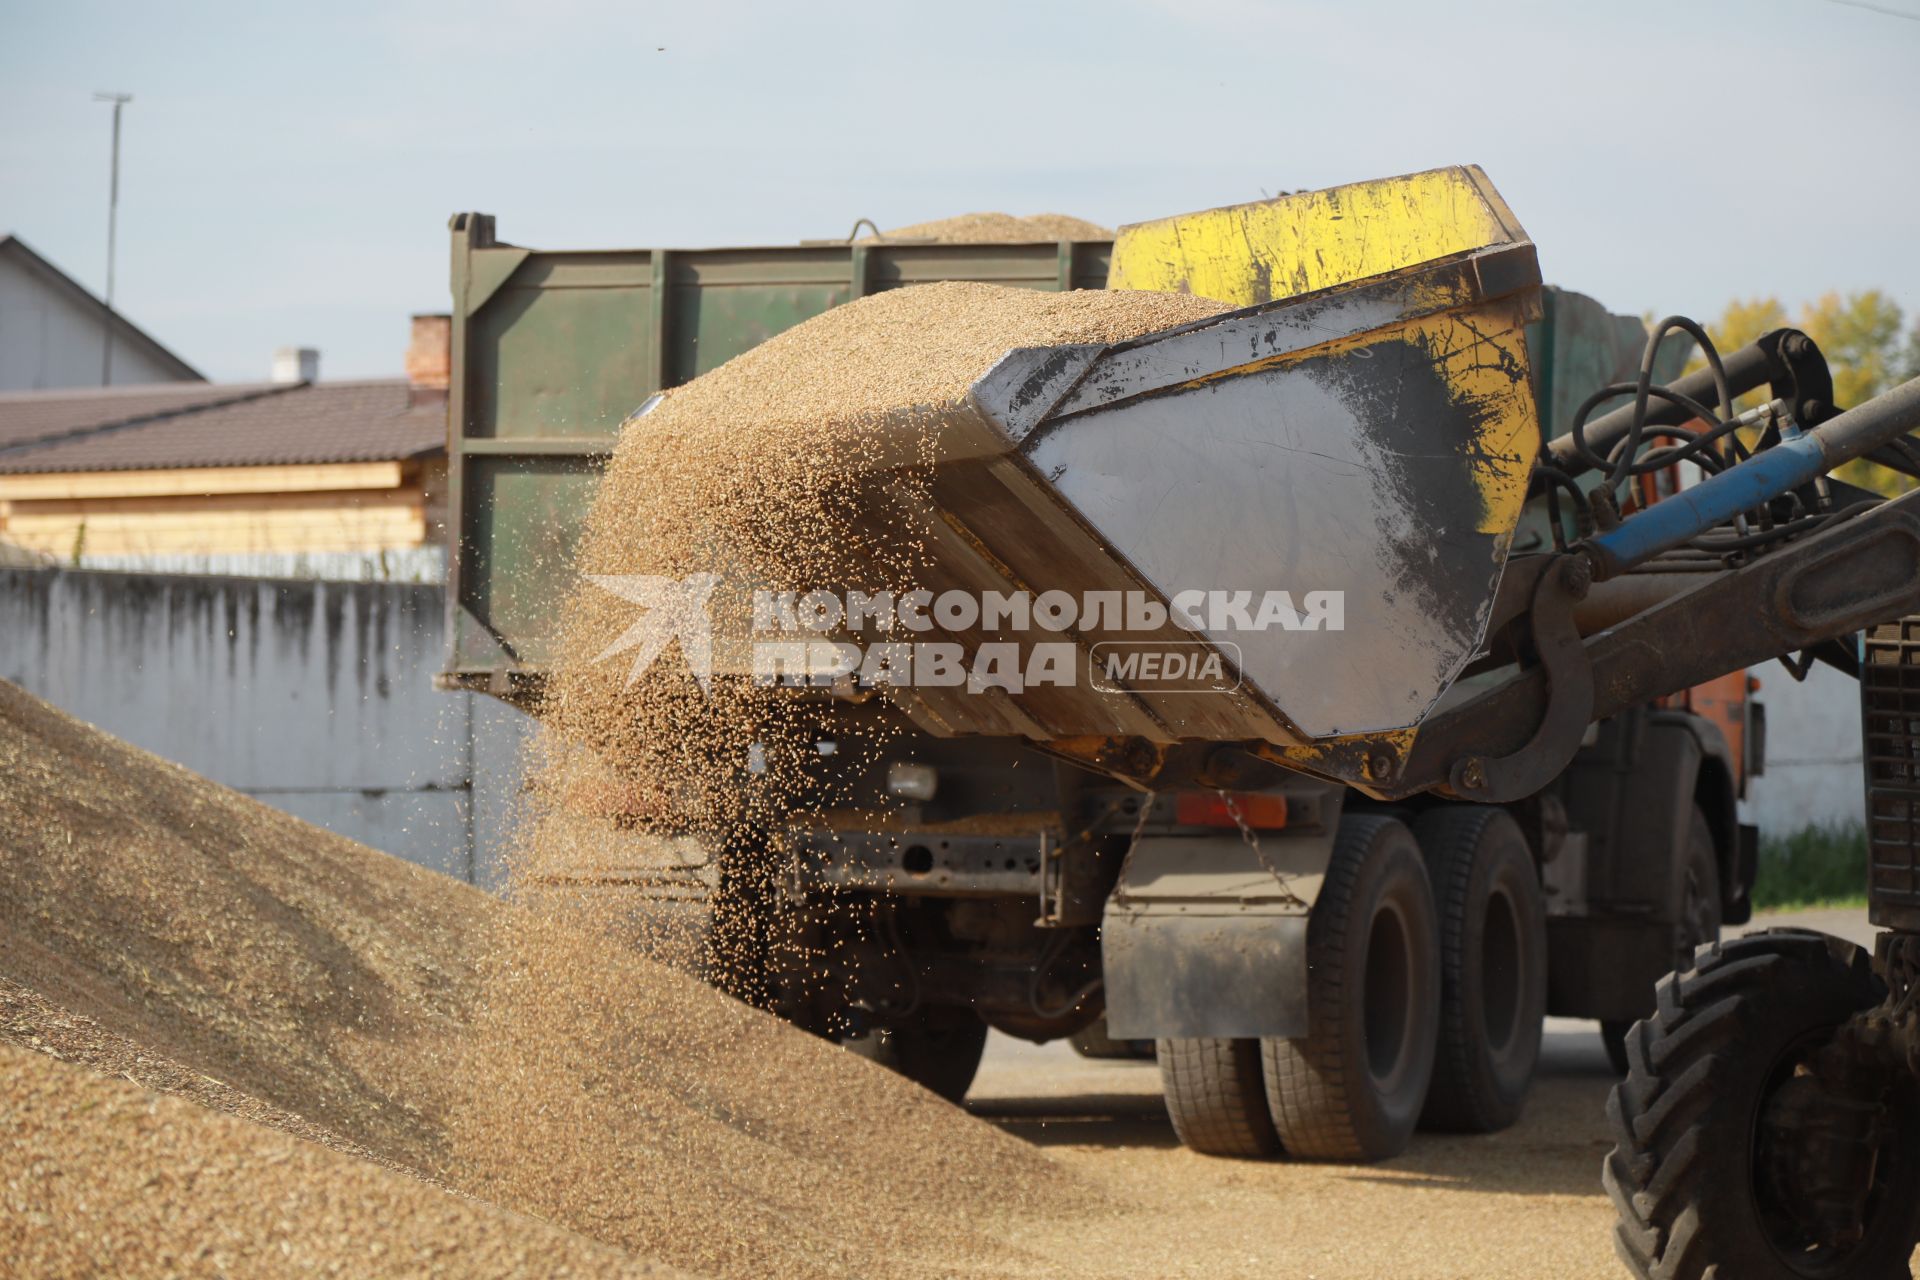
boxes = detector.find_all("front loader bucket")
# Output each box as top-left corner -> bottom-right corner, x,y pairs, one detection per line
714,169 -> 1545,751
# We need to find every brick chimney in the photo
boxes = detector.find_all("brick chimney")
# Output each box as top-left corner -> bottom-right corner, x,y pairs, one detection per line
405,313 -> 451,393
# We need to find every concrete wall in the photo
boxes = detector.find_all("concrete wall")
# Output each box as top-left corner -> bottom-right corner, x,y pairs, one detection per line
0,567 -> 532,885
0,252 -> 191,390
1744,660 -> 1866,837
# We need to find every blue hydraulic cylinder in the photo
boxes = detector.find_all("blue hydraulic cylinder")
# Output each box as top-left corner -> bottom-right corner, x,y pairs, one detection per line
1585,378 -> 1920,580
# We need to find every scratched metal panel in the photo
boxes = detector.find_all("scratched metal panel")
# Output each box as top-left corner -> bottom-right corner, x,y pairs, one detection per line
1026,335 -> 1517,738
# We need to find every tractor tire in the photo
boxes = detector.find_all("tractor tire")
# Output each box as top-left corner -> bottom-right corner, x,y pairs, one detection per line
1605,929 -> 1920,1280
1262,813 -> 1440,1161
844,1011 -> 988,1104
1158,1037 -> 1279,1158
1413,806 -> 1547,1133
1602,805 -> 1721,1077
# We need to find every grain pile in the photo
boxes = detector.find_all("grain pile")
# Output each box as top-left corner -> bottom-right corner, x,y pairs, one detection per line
445,907 -> 1082,1278
0,676 -> 486,1175
0,678 -> 1077,1278
866,212 -> 1115,242
0,975 -> 385,1165
1,1043 -> 678,1279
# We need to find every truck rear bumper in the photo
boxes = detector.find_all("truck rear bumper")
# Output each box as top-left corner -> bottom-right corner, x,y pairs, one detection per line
789,829 -> 1047,900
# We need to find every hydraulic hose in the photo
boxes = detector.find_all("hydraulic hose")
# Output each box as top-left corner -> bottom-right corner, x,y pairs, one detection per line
1584,378 -> 1920,579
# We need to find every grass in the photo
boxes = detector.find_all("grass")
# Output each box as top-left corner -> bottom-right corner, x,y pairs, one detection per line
1751,822 -> 1870,912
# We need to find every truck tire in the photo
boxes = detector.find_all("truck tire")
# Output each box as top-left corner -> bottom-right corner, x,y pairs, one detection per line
1262,813 -> 1440,1161
1413,806 -> 1546,1133
1605,930 -> 1920,1279
1602,805 -> 1721,1076
1157,1037 -> 1279,1158
844,1011 -> 988,1104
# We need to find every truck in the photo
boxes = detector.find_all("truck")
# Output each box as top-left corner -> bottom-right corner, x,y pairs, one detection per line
438,167 -> 1920,1278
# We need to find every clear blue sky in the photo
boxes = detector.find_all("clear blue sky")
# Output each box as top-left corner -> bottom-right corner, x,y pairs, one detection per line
4,0 -> 1916,382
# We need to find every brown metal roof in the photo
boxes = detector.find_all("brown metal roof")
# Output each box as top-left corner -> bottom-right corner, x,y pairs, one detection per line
0,380 -> 445,474
0,382 -> 281,452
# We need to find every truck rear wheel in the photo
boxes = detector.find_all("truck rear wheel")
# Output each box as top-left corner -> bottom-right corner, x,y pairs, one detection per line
1262,813 -> 1440,1161
1158,1037 -> 1280,1157
1605,930 -> 1920,1279
1414,806 -> 1546,1133
844,1011 -> 988,1104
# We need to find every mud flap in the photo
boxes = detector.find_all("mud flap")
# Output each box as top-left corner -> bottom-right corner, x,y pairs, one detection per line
1101,833 -> 1329,1039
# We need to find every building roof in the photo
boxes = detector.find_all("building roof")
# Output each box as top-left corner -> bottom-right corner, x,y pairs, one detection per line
0,234 -> 204,383
0,379 -> 445,474
0,381 -> 275,452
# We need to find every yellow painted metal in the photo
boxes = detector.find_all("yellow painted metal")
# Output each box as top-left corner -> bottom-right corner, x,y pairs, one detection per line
1404,308 -> 1540,536
1154,301 -> 1537,544
1107,165 -> 1525,305
1112,165 -> 1538,546
1105,165 -> 1541,778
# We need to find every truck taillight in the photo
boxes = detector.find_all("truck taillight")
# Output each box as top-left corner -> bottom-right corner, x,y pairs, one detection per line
1174,791 -> 1289,830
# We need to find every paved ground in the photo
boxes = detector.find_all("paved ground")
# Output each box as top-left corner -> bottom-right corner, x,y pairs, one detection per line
961,907 -> 1895,1280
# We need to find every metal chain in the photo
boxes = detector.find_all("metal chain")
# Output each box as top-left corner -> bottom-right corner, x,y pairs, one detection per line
1109,790 -> 1156,906
1111,788 -> 1307,910
1217,789 -> 1307,908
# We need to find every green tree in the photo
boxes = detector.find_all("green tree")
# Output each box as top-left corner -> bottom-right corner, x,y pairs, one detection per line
1798,290 -> 1905,408
1702,291 -> 1906,406
1710,296 -> 1790,359
1697,291 -> 1912,495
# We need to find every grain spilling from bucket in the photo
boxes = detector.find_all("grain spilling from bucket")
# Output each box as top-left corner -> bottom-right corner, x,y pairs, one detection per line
537,279 -> 1232,801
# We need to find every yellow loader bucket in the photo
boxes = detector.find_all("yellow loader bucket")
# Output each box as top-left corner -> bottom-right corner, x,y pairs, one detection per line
1108,165 -> 1529,305
834,170 -> 1545,748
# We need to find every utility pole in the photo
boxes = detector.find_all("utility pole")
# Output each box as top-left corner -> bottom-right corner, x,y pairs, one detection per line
93,91 -> 132,386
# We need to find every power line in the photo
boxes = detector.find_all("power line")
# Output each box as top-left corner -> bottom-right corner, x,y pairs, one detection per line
1825,0 -> 1920,23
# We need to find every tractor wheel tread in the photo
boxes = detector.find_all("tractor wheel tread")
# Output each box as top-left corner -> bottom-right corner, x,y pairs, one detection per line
1604,931 -> 1919,1280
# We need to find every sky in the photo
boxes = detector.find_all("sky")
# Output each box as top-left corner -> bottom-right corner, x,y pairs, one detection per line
3,0 -> 1917,383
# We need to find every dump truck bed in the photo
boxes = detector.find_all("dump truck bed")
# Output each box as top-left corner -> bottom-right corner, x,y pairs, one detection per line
439,219 -> 1114,692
